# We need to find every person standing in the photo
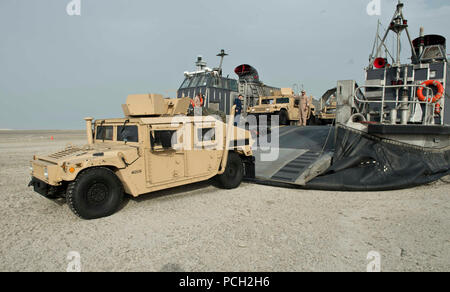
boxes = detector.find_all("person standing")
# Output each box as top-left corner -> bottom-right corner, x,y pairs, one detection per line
234,94 -> 244,125
298,90 -> 310,126
193,93 -> 203,116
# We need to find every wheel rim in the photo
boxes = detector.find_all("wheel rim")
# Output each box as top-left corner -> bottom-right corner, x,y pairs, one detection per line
228,165 -> 237,177
86,182 -> 109,205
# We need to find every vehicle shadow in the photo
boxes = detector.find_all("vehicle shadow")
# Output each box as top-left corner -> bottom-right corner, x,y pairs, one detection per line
119,178 -> 222,210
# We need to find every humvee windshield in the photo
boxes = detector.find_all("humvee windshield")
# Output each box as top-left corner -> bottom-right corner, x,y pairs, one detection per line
118,125 -> 139,143
261,99 -> 274,105
96,126 -> 113,141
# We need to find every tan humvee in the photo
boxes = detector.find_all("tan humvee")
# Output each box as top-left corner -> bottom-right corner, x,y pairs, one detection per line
315,101 -> 336,124
310,92 -> 336,125
29,94 -> 254,219
247,88 -> 314,125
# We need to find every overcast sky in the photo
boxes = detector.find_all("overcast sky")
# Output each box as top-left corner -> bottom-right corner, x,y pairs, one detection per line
1,0 -> 449,129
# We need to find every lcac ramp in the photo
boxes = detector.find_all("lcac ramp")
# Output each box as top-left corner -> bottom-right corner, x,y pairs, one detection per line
253,126 -> 335,185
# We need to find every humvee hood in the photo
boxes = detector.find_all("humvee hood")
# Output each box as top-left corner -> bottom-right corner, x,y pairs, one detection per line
35,144 -> 139,165
252,105 -> 273,111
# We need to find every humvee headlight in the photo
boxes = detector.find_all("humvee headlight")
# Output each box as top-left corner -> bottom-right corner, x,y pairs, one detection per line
44,167 -> 48,179
69,167 -> 75,173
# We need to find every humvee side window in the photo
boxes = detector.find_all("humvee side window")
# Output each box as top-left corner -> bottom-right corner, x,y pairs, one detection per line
150,130 -> 177,149
96,126 -> 113,141
198,128 -> 215,142
117,125 -> 138,143
276,98 -> 290,104
261,99 -> 274,105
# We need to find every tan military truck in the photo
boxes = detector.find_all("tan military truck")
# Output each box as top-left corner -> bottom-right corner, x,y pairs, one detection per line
247,88 -> 314,126
310,88 -> 337,125
29,94 -> 254,219
315,101 -> 336,124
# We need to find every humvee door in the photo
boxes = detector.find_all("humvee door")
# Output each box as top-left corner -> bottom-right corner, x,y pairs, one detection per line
146,124 -> 185,185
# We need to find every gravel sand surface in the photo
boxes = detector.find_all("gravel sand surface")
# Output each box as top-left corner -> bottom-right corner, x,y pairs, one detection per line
0,130 -> 449,272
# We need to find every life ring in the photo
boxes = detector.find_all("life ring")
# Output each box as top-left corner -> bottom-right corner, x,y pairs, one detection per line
417,80 -> 444,103
190,96 -> 204,108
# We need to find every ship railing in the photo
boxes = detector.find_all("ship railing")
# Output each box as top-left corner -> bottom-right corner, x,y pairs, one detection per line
353,84 -> 440,125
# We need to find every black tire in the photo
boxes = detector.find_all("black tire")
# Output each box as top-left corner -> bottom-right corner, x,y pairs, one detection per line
217,152 -> 244,189
307,115 -> 316,126
66,167 -> 124,220
279,110 -> 289,126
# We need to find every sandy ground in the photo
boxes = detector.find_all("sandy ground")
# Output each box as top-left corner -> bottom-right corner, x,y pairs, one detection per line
0,130 -> 449,272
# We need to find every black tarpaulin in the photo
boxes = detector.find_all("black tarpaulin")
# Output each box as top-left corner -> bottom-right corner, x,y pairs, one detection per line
306,126 -> 450,191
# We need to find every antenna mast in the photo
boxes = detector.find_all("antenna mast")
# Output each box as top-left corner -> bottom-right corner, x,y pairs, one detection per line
216,49 -> 228,76
372,1 -> 418,67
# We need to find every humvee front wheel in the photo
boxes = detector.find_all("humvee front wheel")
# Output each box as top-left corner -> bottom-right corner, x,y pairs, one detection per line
217,152 -> 244,189
66,167 -> 124,220
279,110 -> 289,126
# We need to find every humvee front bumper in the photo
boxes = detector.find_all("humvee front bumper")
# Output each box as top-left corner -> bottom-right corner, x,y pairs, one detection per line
28,177 -> 62,199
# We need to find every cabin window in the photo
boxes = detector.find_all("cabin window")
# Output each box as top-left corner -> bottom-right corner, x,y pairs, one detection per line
198,75 -> 207,87
181,78 -> 192,89
229,80 -> 238,92
117,125 -> 139,143
96,126 -> 113,141
212,77 -> 222,88
190,76 -> 202,88
223,78 -> 229,90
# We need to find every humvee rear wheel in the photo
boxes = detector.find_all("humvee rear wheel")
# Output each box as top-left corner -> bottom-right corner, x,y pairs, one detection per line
66,167 -> 124,220
217,152 -> 244,189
